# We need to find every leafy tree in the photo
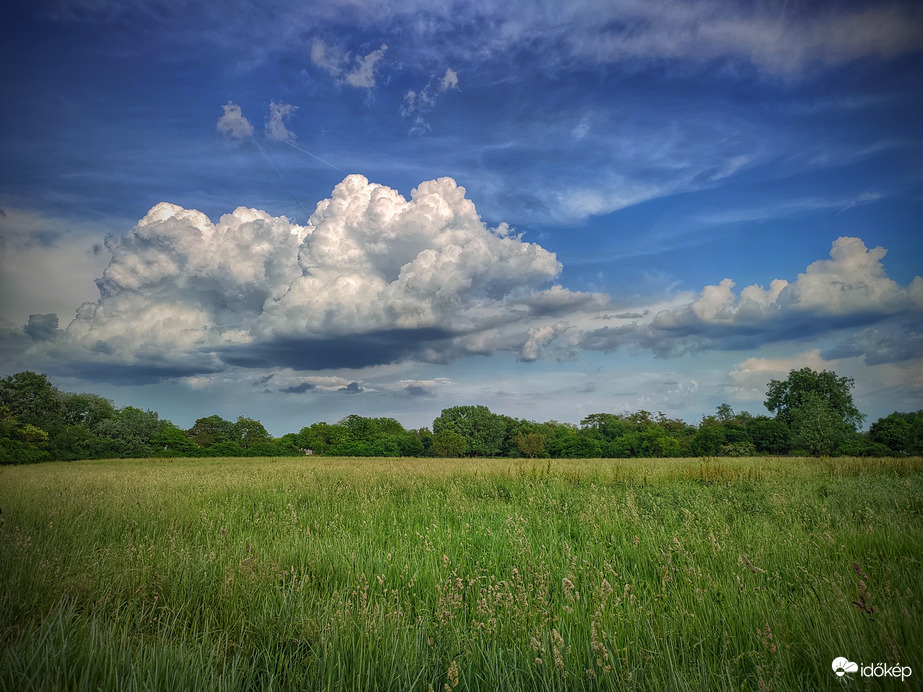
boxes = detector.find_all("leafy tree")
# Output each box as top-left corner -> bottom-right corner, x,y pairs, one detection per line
691,424 -> 725,457
869,411 -> 923,455
432,430 -> 467,457
233,416 -> 271,449
152,421 -> 199,457
715,403 -> 735,423
432,405 -> 506,457
277,433 -> 304,456
0,408 -> 51,464
0,371 -> 63,428
580,413 -> 635,442
721,441 -> 757,457
394,433 -> 424,457
0,437 -> 49,464
745,416 -> 791,455
765,367 -> 864,431
409,428 -> 433,455
548,432 -> 601,458
514,432 -> 546,458
789,393 -> 851,456
19,423 -> 49,446
208,441 -> 246,457
94,406 -> 161,457
186,415 -> 236,448
836,433 -> 892,457
640,427 -> 680,457
296,422 -> 349,454
62,392 -> 116,428
604,433 -> 638,458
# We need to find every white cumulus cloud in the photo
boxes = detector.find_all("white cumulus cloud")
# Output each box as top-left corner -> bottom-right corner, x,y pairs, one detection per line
578,236 -> 923,362
661,237 -> 922,329
48,175 -> 602,381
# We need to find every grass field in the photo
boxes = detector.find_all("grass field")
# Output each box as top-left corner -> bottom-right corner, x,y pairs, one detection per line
1,455 -> 921,690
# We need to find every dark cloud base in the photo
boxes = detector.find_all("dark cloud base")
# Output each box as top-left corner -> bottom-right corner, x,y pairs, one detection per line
50,360 -> 225,386
217,327 -> 456,371
580,310 -> 909,359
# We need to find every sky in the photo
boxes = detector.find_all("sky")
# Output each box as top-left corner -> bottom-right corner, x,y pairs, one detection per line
1,0 -> 922,435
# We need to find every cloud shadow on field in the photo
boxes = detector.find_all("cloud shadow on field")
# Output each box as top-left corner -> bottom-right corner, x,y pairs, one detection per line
215,327 -> 457,371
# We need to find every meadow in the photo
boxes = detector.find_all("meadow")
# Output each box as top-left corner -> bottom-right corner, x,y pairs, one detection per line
1,456 -> 921,691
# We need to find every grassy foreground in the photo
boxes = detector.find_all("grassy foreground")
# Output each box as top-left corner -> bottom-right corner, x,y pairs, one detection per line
1,456 -> 921,691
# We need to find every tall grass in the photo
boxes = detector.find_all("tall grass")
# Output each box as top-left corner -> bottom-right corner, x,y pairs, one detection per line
1,456 -> 921,690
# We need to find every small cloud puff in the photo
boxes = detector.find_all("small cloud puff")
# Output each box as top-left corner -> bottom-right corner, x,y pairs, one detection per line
440,68 -> 459,91
265,102 -> 297,142
217,102 -> 253,139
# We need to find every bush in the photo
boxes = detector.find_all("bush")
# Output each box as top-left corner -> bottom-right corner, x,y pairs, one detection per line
721,441 -> 757,457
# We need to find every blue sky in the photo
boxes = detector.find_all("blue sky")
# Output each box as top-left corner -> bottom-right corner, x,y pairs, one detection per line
1,0 -> 922,434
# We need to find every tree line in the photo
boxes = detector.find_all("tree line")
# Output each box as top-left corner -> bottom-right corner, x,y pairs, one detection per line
1,368 -> 921,464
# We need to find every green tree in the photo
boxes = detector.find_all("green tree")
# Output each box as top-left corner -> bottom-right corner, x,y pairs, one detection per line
691,424 -> 725,457
18,423 -> 49,448
580,413 -> 634,442
152,421 -> 199,457
765,367 -> 864,430
514,432 -> 546,458
186,415 -> 236,448
0,371 -> 63,428
869,411 -> 923,455
715,403 -> 735,423
431,430 -> 467,457
296,422 -> 349,454
432,405 -> 506,457
62,392 -> 116,428
233,416 -> 271,450
640,426 -> 680,458
94,406 -> 160,457
745,416 -> 791,455
790,393 -> 851,456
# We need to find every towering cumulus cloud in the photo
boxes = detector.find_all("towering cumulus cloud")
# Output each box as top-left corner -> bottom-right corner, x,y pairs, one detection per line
58,176 -> 599,380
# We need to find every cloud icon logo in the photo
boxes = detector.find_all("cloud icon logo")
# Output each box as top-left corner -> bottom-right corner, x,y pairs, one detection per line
832,657 -> 859,677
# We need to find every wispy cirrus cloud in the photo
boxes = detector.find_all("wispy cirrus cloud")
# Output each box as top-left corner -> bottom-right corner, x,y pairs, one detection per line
40,1 -> 922,79
265,101 -> 297,142
400,68 -> 459,135
311,39 -> 388,88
